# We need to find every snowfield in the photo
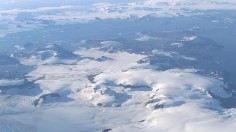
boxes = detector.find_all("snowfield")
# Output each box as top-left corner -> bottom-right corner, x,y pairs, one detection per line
0,0 -> 236,132
0,47 -> 235,132
1,0 -> 236,38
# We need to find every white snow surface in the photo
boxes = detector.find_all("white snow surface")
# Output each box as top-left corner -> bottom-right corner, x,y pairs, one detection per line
0,1 -> 236,131
0,47 -> 235,132
0,79 -> 25,86
0,0 -> 236,37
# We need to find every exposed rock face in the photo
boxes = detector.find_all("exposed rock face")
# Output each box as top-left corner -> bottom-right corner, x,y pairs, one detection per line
102,128 -> 112,132
33,93 -> 60,106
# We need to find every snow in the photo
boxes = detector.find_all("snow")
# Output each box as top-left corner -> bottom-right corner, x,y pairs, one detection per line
0,0 -> 235,40
152,49 -> 197,61
171,42 -> 184,47
181,36 -> 198,42
135,33 -> 160,41
1,47 -> 235,131
0,0 -> 236,131
0,79 -> 25,86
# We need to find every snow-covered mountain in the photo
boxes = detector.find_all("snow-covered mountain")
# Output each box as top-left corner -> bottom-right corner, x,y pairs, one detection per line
0,0 -> 236,132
